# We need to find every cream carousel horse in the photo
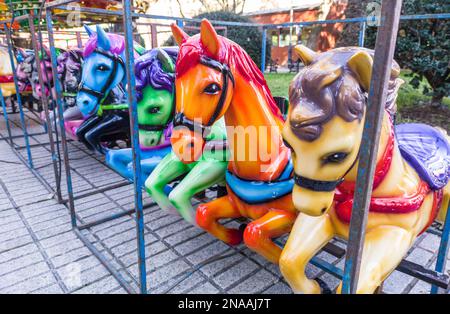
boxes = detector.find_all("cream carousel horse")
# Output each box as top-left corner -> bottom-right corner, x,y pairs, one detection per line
280,45 -> 449,294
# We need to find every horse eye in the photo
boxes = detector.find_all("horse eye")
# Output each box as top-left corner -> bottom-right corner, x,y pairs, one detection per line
324,152 -> 348,164
204,83 -> 221,95
97,65 -> 109,72
148,107 -> 160,114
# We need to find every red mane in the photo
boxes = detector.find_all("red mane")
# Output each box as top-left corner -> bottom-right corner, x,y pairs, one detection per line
176,34 -> 284,121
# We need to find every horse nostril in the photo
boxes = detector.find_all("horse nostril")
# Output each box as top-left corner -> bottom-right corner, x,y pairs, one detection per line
321,207 -> 327,214
83,100 -> 90,106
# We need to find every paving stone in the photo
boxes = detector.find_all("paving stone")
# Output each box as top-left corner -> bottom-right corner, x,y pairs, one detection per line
229,269 -> 278,294
383,270 -> 414,294
213,259 -> 259,290
30,283 -> 64,294
0,251 -> 44,276
0,261 -> 50,290
0,271 -> 58,294
262,281 -> 292,294
406,247 -> 434,266
0,242 -> 38,263
72,275 -> 120,294
174,233 -> 216,256
187,282 -> 220,294
0,234 -> 33,252
418,233 -> 440,253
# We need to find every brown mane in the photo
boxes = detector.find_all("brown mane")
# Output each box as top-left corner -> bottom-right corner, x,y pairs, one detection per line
289,47 -> 402,141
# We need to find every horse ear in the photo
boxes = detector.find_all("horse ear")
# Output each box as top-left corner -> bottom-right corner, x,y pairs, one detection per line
157,49 -> 175,74
293,45 -> 317,65
84,24 -> 96,37
347,51 -> 373,92
170,23 -> 189,46
96,25 -> 111,51
200,19 -> 220,57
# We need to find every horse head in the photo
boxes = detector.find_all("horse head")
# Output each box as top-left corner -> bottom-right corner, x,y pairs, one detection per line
135,47 -> 178,148
282,45 -> 403,216
76,24 -> 126,117
57,48 -> 83,108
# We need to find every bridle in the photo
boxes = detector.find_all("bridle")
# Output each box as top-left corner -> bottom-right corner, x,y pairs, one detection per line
173,56 -> 235,138
78,48 -> 125,115
293,155 -> 359,192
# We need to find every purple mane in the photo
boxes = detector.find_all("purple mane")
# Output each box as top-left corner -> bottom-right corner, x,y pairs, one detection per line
84,32 -> 125,57
135,47 -> 178,102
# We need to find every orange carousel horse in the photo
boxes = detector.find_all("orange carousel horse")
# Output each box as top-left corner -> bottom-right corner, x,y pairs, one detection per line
169,19 -> 296,264
280,45 -> 450,293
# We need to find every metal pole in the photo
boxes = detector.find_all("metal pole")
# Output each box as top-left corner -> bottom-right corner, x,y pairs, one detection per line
76,31 -> 83,48
342,0 -> 403,294
0,87 -> 13,145
4,24 -> 34,169
28,13 -> 62,202
45,9 -> 76,226
176,19 -> 183,29
358,21 -> 366,47
150,24 -> 157,48
431,203 -> 450,294
261,27 -> 267,73
122,0 -> 147,294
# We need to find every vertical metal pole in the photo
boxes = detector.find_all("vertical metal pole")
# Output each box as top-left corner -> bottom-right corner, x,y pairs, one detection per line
176,19 -> 183,29
4,24 -> 34,169
358,21 -> 366,47
431,204 -> 450,294
122,0 -> 147,294
261,27 -> 267,73
342,0 -> 403,294
28,13 -> 62,202
76,32 -> 82,48
0,86 -> 13,145
45,9 -> 76,227
150,24 -> 157,48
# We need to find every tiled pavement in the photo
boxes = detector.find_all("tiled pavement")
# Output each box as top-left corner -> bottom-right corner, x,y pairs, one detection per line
0,110 -> 449,294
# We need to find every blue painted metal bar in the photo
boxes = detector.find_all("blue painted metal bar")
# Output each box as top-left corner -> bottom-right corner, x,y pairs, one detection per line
122,0 -> 147,294
431,203 -> 450,294
261,27 -> 267,73
358,21 -> 366,47
45,9 -> 77,227
342,0 -> 403,294
176,19 -> 184,28
0,87 -> 13,145
311,257 -> 343,279
4,24 -> 34,169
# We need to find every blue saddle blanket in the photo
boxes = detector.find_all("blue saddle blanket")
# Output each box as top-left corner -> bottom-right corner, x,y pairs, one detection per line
226,160 -> 294,204
396,123 -> 449,190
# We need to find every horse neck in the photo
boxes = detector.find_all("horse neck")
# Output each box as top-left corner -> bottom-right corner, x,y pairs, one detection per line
344,113 -> 418,196
224,72 -> 290,181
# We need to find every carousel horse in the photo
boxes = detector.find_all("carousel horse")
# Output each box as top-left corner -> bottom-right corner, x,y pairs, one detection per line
105,47 -> 178,183
75,25 -> 144,154
57,48 -> 85,140
169,20 -> 296,263
0,46 -> 17,98
279,45 -> 450,294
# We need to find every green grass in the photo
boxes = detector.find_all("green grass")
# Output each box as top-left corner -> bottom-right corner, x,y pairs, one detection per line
265,71 -> 450,109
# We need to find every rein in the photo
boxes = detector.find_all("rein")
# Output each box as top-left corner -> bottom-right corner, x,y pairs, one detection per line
173,56 -> 235,138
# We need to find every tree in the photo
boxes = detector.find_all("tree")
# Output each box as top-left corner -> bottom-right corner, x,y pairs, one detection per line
364,0 -> 449,107
198,0 -> 247,14
165,10 -> 271,68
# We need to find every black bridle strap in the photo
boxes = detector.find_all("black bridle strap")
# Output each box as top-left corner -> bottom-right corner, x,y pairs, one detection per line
293,151 -> 360,192
173,56 -> 234,138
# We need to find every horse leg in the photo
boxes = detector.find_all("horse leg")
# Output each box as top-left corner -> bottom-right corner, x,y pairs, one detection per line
279,213 -> 335,294
85,113 -> 130,154
196,196 -> 243,245
105,148 -> 134,181
336,225 -> 413,294
243,209 -> 297,264
169,159 -> 227,225
145,152 -> 190,214
76,114 -> 102,151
